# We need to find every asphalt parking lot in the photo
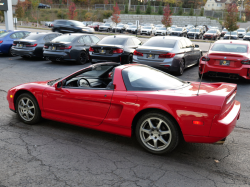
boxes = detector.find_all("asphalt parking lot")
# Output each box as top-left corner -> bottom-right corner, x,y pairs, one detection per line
0,28 -> 250,187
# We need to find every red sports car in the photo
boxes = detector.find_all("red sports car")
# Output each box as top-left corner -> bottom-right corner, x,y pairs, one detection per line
7,63 -> 240,154
199,40 -> 250,80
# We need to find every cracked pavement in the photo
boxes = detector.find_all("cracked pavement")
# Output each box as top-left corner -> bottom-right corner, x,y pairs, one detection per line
0,55 -> 250,187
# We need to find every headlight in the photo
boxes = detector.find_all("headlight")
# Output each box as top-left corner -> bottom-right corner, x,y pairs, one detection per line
82,29 -> 87,31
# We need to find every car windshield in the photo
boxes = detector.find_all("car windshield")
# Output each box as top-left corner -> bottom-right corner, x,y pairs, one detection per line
122,66 -> 185,91
117,25 -> 124,27
143,38 -> 176,48
142,27 -> 152,29
72,21 -> 84,26
222,28 -> 228,31
24,34 -> 42,40
226,32 -> 237,35
104,23 -> 110,26
238,29 -> 245,32
158,28 -> 166,30
52,35 -> 77,42
0,32 -> 9,38
211,43 -> 248,53
245,33 -> 250,36
98,37 -> 126,45
207,30 -> 216,33
129,26 -> 136,28
173,28 -> 182,31
190,29 -> 200,32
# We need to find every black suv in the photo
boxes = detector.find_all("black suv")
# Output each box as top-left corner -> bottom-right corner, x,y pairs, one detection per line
38,3 -> 51,9
52,20 -> 95,34
170,27 -> 187,37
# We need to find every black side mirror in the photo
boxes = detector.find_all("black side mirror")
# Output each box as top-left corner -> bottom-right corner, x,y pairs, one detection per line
195,44 -> 199,48
55,81 -> 63,91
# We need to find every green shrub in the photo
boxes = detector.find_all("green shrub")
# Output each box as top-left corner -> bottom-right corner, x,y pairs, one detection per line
189,7 -> 194,16
178,6 -> 183,15
200,8 -> 204,16
125,3 -> 128,14
158,2 -> 163,15
136,3 -> 141,14
146,1 -> 151,14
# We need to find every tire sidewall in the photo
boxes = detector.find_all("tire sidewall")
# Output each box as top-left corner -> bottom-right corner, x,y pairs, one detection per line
77,51 -> 87,65
135,112 -> 179,154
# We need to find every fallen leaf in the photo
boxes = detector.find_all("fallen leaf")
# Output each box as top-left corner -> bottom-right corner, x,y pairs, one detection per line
214,160 -> 220,163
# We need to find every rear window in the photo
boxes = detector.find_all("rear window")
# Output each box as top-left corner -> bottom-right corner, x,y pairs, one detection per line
122,66 -> 185,91
24,34 -> 42,40
0,32 -> 9,38
211,43 -> 248,53
52,35 -> 77,42
98,37 -> 126,45
143,38 -> 176,48
207,30 -> 216,33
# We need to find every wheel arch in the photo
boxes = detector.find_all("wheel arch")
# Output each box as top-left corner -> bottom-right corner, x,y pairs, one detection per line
131,108 -> 183,138
14,90 -> 37,111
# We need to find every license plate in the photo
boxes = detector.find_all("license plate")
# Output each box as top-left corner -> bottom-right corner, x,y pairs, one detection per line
17,44 -> 23,48
147,54 -> 154,59
52,46 -> 56,50
220,60 -> 230,66
100,49 -> 106,54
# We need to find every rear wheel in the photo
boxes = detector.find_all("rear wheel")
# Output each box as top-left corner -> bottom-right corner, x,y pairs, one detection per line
9,48 -> 16,57
107,29 -> 110,32
135,112 -> 180,154
127,54 -> 133,64
177,59 -> 185,76
77,51 -> 88,65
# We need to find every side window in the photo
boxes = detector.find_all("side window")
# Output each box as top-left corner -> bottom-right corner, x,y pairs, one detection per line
83,36 -> 92,45
23,32 -> 30,37
132,38 -> 141,46
126,38 -> 135,46
10,33 -> 17,39
66,21 -> 71,26
184,38 -> 193,48
180,39 -> 187,48
90,36 -> 100,44
44,35 -> 51,42
16,32 -> 25,39
49,34 -> 57,41
78,37 -> 84,44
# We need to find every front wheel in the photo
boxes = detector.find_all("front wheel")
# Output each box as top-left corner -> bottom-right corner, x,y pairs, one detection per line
16,93 -> 41,125
135,112 -> 180,154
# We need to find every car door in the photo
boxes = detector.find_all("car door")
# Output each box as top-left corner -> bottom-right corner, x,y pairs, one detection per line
179,39 -> 191,66
43,85 -> 114,126
184,38 -> 197,64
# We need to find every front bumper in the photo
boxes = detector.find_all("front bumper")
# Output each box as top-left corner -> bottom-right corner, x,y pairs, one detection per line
43,51 -> 75,61
199,60 -> 250,80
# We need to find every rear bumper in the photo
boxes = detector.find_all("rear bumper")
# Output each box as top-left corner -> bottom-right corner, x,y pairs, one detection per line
90,53 -> 123,63
199,61 -> 250,80
12,48 -> 36,56
43,51 -> 75,61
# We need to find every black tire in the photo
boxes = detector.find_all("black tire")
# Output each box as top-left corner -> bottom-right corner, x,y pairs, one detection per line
127,54 -> 133,64
16,93 -> 41,125
9,48 -> 16,57
107,29 -> 110,32
195,53 -> 202,66
76,51 -> 88,65
135,112 -> 180,154
177,59 -> 185,76
198,72 -> 202,79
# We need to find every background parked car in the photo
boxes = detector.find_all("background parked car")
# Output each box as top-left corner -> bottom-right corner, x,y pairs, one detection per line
237,28 -> 246,38
170,27 -> 187,37
140,26 -> 153,35
52,20 -> 94,34
38,3 -> 51,9
154,27 -> 167,36
203,29 -> 220,40
112,24 -> 127,33
126,25 -> 140,34
0,30 -> 30,56
99,22 -> 115,32
89,35 -> 142,64
88,22 -> 102,31
243,32 -> 250,41
223,31 -> 238,40
45,22 -> 53,28
82,21 -> 93,26
43,34 -> 100,64
12,32 -> 61,58
133,36 -> 202,75
221,28 -> 228,37
187,28 -> 203,39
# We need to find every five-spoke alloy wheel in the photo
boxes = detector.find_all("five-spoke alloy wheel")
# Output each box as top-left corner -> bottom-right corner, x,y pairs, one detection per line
136,112 -> 180,154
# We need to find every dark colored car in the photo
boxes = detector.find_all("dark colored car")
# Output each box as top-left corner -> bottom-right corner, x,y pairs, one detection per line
52,20 -> 95,34
203,29 -> 220,40
43,33 -> 100,64
88,22 -> 102,31
38,3 -> 51,9
243,32 -> 250,41
98,23 -> 115,32
112,24 -> 126,33
223,31 -> 238,40
187,28 -> 203,39
0,30 -> 30,56
170,27 -> 187,37
89,35 -> 142,64
12,32 -> 61,58
133,36 -> 202,75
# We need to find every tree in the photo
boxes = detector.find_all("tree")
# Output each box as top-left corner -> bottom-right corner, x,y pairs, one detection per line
125,3 -> 128,13
178,5 -> 183,15
200,7 -> 204,16
112,2 -> 121,32
16,0 -> 25,19
161,4 -> 172,28
158,2 -> 163,15
189,5 -> 194,16
224,2 -> 239,39
68,1 -> 77,20
146,1 -> 152,14
136,2 -> 140,14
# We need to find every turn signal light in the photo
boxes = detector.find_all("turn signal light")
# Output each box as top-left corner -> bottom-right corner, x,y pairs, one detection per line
201,56 -> 210,61
89,47 -> 94,52
113,48 -> 123,54
159,53 -> 175,58
241,59 -> 250,64
60,46 -> 72,50
133,50 -> 143,56
26,44 -> 37,47
193,121 -> 204,125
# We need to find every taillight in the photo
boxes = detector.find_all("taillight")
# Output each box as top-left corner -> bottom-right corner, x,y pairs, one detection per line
0,41 -> 3,44
133,50 -> 143,56
159,53 -> 175,58
44,45 -> 48,49
13,43 -> 16,46
108,72 -> 113,78
241,59 -> 250,64
89,47 -> 94,52
201,56 -> 210,61
60,46 -> 72,50
51,24 -> 54,27
113,48 -> 123,54
26,44 -> 37,47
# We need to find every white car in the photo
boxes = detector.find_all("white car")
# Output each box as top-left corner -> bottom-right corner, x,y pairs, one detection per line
153,25 -> 165,34
140,26 -> 153,35
154,27 -> 167,36
237,28 -> 246,38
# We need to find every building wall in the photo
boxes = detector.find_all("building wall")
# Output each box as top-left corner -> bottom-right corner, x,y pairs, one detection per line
204,0 -> 225,10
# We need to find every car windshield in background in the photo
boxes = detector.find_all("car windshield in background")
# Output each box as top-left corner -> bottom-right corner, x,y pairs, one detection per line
143,38 -> 176,48
225,32 -> 237,35
0,32 -> 9,38
142,27 -> 152,29
104,24 -> 110,26
129,26 -> 136,28
211,44 -> 248,53
122,66 -> 185,91
24,34 -> 42,40
245,33 -> 250,36
222,29 -> 228,31
238,29 -> 245,32
158,28 -> 166,30
98,37 -> 126,45
72,21 -> 84,27
117,25 -> 124,27
173,28 -> 182,31
207,30 -> 216,33
52,35 -> 76,42
190,29 -> 200,32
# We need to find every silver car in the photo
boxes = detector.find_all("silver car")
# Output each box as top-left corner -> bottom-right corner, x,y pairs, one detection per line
237,28 -> 246,38
140,26 -> 153,35
133,36 -> 202,75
